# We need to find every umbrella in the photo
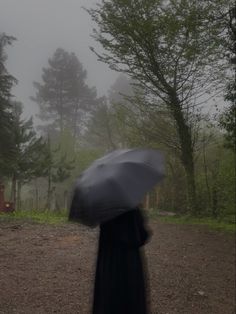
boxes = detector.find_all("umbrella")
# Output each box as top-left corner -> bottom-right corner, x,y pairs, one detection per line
69,148 -> 165,226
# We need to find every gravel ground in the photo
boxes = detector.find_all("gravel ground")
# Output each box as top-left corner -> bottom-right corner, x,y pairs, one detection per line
0,219 -> 235,314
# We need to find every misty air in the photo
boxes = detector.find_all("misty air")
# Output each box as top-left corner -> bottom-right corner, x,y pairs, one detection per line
0,1 -> 235,314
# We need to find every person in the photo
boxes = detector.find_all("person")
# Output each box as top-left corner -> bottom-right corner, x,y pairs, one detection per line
92,208 -> 150,314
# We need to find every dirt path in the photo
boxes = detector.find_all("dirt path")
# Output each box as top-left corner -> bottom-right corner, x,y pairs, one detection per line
0,219 -> 235,314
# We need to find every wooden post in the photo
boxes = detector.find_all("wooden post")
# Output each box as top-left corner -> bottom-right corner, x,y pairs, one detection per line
64,190 -> 68,210
155,186 -> 160,208
0,184 -> 5,211
145,193 -> 150,210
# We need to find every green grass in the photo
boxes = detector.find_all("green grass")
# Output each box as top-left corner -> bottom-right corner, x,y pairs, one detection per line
0,209 -> 68,224
153,214 -> 236,233
1,209 -> 235,233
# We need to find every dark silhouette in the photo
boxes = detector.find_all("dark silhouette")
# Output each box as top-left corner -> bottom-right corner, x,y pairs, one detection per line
92,208 -> 150,314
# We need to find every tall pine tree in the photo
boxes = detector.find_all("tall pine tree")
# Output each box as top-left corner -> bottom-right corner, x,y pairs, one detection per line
32,48 -> 99,142
9,102 -> 47,209
0,33 -> 17,180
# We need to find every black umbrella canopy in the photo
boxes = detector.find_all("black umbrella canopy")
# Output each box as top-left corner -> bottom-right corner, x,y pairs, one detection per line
69,148 -> 165,226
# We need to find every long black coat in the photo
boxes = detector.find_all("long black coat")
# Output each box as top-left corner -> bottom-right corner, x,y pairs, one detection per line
92,209 -> 150,314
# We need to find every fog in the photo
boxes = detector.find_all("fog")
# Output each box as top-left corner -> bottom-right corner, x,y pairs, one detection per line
0,0 -> 118,121
0,0 -> 225,125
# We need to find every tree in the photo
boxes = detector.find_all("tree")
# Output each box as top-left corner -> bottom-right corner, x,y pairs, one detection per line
108,74 -> 134,104
85,75 -> 137,150
85,97 -> 118,150
0,33 -> 17,180
40,135 -> 75,211
219,5 -> 236,151
8,102 -> 47,209
88,0 -> 231,213
219,97 -> 236,151
32,48 -> 99,142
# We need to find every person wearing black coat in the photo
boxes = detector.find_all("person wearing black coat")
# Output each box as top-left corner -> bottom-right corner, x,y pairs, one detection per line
92,208 -> 150,314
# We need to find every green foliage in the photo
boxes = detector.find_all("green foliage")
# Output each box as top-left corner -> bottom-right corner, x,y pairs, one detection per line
32,48 -> 99,138
0,5 -> 234,219
9,102 -> 46,182
88,0 -> 229,93
219,5 -> 236,151
85,75 -> 137,150
0,33 -> 17,99
0,33 -> 17,178
74,147 -> 104,175
219,102 -> 236,151
88,0 -> 232,213
216,150 -> 236,216
196,136 -> 235,218
52,156 -> 74,183
85,97 -> 117,149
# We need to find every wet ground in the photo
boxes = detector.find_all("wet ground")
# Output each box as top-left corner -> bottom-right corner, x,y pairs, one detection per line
0,219 -> 235,314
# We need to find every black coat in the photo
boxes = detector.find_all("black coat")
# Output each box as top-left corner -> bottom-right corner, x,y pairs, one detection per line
92,209 -> 150,314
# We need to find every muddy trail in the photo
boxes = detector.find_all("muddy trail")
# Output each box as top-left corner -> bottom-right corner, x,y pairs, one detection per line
0,219 -> 235,314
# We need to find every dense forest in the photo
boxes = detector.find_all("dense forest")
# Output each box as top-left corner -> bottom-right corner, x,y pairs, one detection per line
0,0 -> 235,221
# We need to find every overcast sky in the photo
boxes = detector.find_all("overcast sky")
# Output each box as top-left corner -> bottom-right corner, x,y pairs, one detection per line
0,0 -> 225,125
0,0 -> 118,121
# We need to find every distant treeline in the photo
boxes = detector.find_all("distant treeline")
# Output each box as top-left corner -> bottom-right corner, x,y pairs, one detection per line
0,1 -> 235,220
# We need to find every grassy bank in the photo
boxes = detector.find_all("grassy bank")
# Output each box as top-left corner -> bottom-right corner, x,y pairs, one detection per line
1,209 -> 235,233
0,210 -> 68,224
152,214 -> 236,233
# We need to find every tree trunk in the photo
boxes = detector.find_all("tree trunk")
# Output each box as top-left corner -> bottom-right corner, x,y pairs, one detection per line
11,174 -> 17,209
170,99 -> 197,214
155,186 -> 160,208
73,101 -> 79,142
35,179 -> 39,211
185,168 -> 197,214
211,184 -> 218,218
144,193 -> 150,210
104,108 -> 116,150
0,183 -> 5,211
47,173 -> 51,211
50,186 -> 57,212
64,190 -> 68,209
203,138 -> 211,210
16,181 -> 22,211
210,162 -> 220,218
